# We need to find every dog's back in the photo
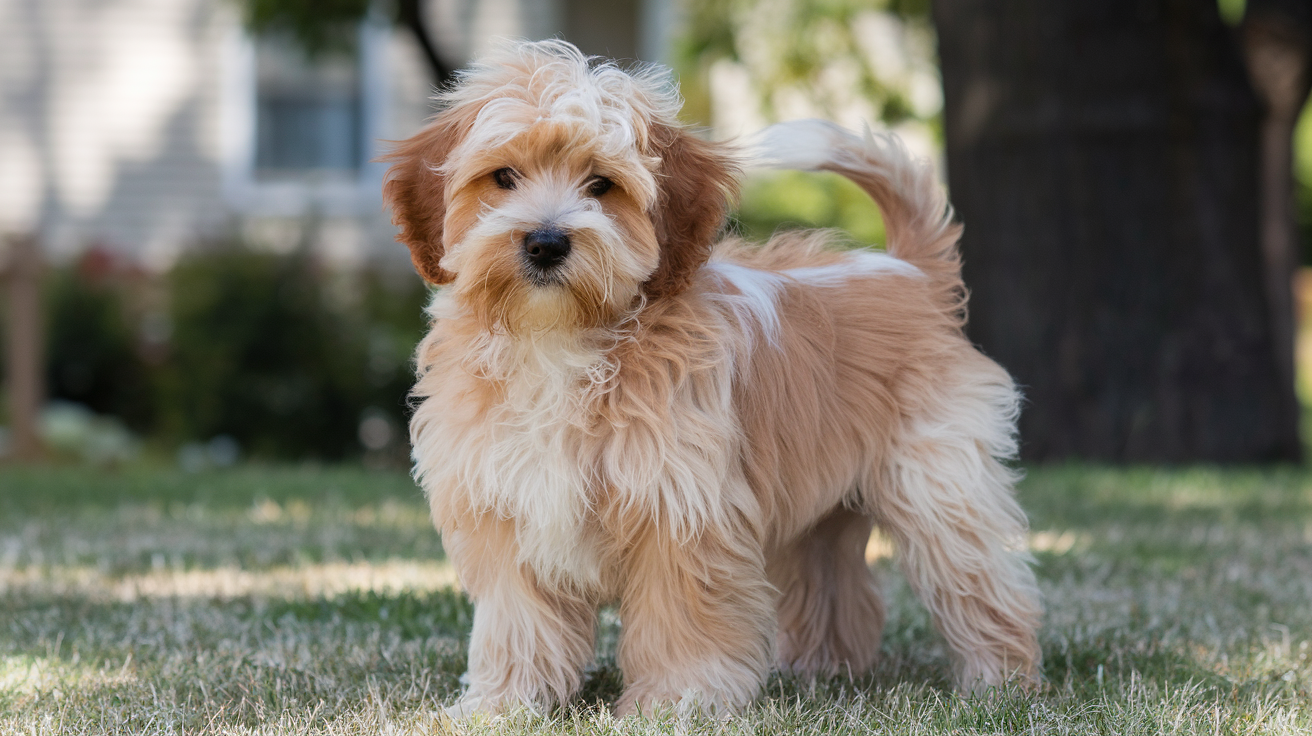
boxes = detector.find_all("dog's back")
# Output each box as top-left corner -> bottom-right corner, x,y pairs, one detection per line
702,121 -> 1042,689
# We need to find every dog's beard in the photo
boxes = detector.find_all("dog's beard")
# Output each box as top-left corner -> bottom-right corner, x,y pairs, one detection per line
448,218 -> 649,336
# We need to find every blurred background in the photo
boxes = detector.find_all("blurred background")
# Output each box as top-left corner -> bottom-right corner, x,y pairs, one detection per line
0,0 -> 1308,468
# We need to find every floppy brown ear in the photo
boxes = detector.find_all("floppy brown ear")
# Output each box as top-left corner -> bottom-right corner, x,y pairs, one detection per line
381,112 -> 470,285
644,125 -> 740,300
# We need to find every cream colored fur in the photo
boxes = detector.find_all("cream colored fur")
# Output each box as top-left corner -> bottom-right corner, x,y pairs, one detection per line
387,40 -> 1042,718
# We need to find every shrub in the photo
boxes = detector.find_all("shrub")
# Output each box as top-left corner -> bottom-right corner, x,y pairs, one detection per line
43,252 -> 156,432
154,246 -> 427,461
734,170 -> 886,245
40,244 -> 429,463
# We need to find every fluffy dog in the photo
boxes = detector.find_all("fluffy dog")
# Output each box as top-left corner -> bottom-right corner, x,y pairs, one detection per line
383,39 -> 1042,716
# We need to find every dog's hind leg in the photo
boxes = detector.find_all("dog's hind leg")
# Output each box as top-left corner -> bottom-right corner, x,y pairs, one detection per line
770,507 -> 885,679
873,361 -> 1043,692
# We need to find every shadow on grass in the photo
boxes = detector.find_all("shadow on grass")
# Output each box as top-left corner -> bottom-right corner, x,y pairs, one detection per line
262,588 -> 475,638
1,589 -> 474,653
1018,464 -> 1312,528
0,465 -> 425,514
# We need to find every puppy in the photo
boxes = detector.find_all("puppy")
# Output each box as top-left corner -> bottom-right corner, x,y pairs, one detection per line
384,39 -> 1041,717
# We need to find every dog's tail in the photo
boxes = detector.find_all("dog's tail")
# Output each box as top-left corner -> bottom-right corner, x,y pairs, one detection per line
750,119 -> 961,281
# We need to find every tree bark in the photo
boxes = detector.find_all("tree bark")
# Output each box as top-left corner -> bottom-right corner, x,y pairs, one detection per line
5,235 -> 45,462
1243,0 -> 1312,446
397,0 -> 454,88
933,0 -> 1301,462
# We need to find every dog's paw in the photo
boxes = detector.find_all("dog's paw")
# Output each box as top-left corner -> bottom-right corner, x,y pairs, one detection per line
614,687 -> 738,720
442,693 -> 546,722
418,709 -> 465,736
442,695 -> 485,721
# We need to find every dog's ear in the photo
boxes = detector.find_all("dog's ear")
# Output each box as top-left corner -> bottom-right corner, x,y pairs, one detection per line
381,109 -> 473,285
644,125 -> 740,300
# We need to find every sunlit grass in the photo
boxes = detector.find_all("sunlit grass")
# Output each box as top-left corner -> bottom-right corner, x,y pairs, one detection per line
0,464 -> 1309,734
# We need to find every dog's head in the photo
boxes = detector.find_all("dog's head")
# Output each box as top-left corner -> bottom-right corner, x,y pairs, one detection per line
383,40 -> 739,333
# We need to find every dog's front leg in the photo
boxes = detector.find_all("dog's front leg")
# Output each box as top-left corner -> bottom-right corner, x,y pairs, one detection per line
614,518 -> 775,716
443,517 -> 596,717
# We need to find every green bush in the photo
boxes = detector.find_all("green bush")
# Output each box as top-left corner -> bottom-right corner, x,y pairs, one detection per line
43,258 -> 155,433
734,170 -> 886,246
40,245 -> 429,463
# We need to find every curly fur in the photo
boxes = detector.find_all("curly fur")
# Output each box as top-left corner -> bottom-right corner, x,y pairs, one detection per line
384,39 -> 1042,717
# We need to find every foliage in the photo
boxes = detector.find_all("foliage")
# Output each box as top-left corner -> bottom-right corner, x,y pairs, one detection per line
40,245 -> 429,462
1292,107 -> 1312,264
156,247 -> 426,460
236,0 -> 372,58
675,0 -> 939,127
734,170 -> 886,245
42,256 -> 156,433
0,464 -> 1309,733
233,0 -> 451,85
1218,0 -> 1248,25
674,0 -> 934,249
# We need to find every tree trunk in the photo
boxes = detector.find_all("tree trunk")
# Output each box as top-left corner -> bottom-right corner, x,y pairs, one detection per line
1243,0 -> 1312,452
5,235 -> 45,462
397,0 -> 455,88
932,0 -> 1301,462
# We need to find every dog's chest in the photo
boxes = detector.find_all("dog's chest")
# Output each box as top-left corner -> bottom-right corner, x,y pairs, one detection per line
415,359 -> 607,588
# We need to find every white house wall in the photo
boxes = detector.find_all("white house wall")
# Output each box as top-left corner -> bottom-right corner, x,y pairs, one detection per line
0,0 -> 677,270
0,0 -> 434,270
1,0 -> 228,267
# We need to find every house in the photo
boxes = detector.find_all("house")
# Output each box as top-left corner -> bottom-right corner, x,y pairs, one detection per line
0,0 -> 680,271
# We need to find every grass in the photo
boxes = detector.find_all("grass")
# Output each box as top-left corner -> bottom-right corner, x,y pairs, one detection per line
0,464 -> 1309,734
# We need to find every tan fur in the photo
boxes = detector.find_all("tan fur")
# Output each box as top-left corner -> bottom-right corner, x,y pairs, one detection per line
388,40 -> 1042,717
644,123 -> 741,300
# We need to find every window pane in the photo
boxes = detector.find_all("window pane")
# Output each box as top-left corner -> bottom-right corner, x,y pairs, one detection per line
254,33 -> 363,177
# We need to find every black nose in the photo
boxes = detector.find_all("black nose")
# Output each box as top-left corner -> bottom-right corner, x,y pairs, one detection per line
523,228 -> 571,270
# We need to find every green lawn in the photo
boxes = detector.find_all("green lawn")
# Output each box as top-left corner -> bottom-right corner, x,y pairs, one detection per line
1,464 -> 1309,734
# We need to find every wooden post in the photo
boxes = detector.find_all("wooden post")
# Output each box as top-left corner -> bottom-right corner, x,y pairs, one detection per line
5,235 -> 44,461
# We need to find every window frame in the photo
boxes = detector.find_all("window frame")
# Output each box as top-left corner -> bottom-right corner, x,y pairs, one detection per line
221,19 -> 390,217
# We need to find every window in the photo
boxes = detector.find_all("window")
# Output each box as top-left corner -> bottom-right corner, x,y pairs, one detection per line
254,35 -> 364,177
221,21 -> 388,216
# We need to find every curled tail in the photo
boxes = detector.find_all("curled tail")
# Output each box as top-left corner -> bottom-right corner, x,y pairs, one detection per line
750,119 -> 961,280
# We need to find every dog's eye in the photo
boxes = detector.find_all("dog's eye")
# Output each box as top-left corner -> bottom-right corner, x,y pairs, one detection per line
586,176 -> 614,197
492,168 -> 518,190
